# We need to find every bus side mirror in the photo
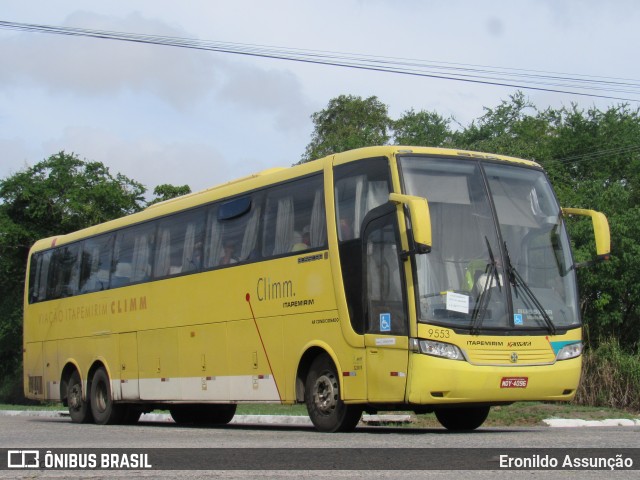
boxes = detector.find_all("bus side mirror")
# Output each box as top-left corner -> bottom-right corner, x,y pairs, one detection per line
389,193 -> 432,254
562,207 -> 611,261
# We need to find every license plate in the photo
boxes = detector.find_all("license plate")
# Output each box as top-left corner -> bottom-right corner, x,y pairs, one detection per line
500,377 -> 528,388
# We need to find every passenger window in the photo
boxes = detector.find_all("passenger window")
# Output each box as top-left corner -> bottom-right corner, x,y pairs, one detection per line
154,209 -> 205,279
204,196 -> 262,268
80,234 -> 114,293
29,250 -> 52,303
48,243 -> 82,299
262,175 -> 326,257
334,158 -> 391,242
112,223 -> 156,287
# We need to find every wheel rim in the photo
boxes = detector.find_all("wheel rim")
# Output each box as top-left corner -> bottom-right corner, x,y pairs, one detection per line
69,384 -> 82,411
313,372 -> 338,415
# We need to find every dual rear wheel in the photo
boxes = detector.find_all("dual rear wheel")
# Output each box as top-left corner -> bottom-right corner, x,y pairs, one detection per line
67,367 -> 141,425
66,367 -> 237,426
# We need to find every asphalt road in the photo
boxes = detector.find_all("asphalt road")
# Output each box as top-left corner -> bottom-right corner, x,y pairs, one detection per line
1,414 -> 639,479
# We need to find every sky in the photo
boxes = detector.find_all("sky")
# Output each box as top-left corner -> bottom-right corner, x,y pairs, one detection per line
1,0 -> 640,195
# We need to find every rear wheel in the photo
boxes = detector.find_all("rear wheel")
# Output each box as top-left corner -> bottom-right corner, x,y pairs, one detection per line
435,406 -> 490,431
67,371 -> 92,424
305,354 -> 362,432
169,404 -> 237,425
90,367 -> 125,425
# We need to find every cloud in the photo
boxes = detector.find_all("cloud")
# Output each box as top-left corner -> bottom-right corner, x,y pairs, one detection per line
217,63 -> 312,131
40,125 -> 233,193
0,10 -> 312,129
0,11 -> 218,110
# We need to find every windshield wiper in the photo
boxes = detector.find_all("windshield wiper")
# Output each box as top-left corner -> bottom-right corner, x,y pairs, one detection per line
503,241 -> 557,335
470,237 -> 501,334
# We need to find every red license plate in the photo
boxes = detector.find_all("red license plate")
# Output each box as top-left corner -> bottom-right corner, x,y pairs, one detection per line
500,377 -> 528,388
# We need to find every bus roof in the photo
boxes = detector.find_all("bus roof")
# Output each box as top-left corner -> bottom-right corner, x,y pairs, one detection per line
29,146 -> 540,252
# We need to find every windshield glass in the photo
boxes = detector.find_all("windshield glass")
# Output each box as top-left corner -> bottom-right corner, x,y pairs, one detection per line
484,163 -> 579,329
399,156 -> 579,331
400,157 -> 508,330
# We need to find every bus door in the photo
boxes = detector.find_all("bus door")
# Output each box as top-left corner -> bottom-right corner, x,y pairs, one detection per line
361,204 -> 409,402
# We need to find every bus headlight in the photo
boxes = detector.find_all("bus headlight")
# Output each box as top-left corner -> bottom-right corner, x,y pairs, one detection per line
556,342 -> 583,361
418,339 -> 465,361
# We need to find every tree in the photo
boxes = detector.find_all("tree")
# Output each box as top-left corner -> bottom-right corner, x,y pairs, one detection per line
0,152 -> 146,402
452,94 -> 640,348
544,104 -> 640,347
393,109 -> 453,147
148,184 -> 192,206
301,95 -> 391,162
300,92 -> 640,351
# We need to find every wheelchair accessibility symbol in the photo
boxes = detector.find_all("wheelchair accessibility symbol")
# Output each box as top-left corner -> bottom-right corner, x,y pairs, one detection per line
380,313 -> 391,332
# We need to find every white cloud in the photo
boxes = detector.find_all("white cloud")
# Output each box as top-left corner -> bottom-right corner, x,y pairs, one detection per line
0,12 -> 216,110
0,10 -> 312,127
40,126 -> 231,193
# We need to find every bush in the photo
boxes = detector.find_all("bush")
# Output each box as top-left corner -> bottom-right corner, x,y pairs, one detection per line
575,338 -> 640,412
0,370 -> 26,404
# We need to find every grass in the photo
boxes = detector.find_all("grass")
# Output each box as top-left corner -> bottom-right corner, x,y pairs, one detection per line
1,401 -> 637,427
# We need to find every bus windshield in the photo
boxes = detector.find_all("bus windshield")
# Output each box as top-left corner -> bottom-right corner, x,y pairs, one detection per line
399,156 -> 579,332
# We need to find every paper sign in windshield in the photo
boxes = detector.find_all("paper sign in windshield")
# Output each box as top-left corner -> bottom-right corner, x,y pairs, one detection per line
446,292 -> 469,314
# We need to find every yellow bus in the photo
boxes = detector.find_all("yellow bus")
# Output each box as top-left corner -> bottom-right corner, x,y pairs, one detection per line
23,146 -> 610,432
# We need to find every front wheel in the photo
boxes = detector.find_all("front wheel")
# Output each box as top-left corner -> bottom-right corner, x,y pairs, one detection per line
435,406 -> 490,431
305,354 -> 362,432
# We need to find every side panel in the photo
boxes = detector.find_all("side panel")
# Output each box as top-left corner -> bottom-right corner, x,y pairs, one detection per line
227,319 -> 281,401
365,336 -> 409,402
138,328 -> 179,400
119,332 -> 139,400
43,340 -> 60,400
23,342 -> 44,400
178,323 -> 230,401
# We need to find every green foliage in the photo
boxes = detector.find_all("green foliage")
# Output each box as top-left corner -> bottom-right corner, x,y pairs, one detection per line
393,109 -> 453,147
576,338 -> 640,411
148,184 -> 192,206
0,152 -> 147,402
301,95 -> 391,162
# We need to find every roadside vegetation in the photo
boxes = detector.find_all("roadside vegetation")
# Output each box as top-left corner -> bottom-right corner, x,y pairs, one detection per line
576,338 -> 640,412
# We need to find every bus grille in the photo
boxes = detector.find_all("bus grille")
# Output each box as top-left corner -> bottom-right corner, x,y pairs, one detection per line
28,376 -> 43,395
465,348 -> 555,365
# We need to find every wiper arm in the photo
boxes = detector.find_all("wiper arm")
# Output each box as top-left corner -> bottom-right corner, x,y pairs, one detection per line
503,242 -> 557,335
470,237 -> 499,334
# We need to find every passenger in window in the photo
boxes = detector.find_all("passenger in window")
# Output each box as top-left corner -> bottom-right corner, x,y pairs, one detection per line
189,241 -> 203,270
340,217 -> 354,240
292,226 -> 311,252
219,240 -> 238,265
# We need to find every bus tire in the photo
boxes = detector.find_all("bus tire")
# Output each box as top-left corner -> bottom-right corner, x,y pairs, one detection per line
90,367 -> 125,425
305,354 -> 362,432
434,406 -> 490,431
66,370 -> 93,424
170,404 -> 237,425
